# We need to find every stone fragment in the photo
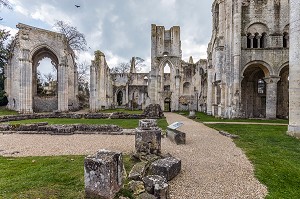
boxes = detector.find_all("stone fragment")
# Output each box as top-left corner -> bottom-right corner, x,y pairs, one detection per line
143,104 -> 164,119
128,162 -> 147,180
135,128 -> 162,155
150,157 -> 181,181
139,119 -> 157,130
166,128 -> 186,145
142,175 -> 169,199
137,192 -> 157,199
128,180 -> 145,195
84,149 -> 123,199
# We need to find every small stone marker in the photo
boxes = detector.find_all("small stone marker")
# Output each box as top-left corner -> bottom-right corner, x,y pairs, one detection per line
167,122 -> 186,145
135,119 -> 162,155
150,157 -> 181,181
84,149 -> 123,199
167,122 -> 183,130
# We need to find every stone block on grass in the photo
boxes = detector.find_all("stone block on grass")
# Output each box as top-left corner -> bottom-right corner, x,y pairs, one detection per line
84,149 -> 123,199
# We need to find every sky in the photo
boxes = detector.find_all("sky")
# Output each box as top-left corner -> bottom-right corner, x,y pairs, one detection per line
0,0 -> 213,73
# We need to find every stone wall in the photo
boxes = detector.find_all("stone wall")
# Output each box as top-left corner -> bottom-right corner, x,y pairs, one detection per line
33,96 -> 58,112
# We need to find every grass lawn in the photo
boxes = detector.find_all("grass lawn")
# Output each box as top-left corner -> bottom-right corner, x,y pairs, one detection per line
0,106 -> 18,116
207,124 -> 300,199
177,111 -> 288,124
0,154 -> 136,199
8,118 -> 169,130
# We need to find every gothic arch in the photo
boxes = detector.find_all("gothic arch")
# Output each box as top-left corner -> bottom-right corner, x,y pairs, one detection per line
5,23 -> 78,113
158,58 -> 175,74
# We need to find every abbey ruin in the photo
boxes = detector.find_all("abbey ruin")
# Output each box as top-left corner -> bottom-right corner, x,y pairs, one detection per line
5,0 -> 300,137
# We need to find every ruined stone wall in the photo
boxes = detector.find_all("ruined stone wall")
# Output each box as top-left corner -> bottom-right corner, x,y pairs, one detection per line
6,23 -> 78,113
207,0 -> 289,118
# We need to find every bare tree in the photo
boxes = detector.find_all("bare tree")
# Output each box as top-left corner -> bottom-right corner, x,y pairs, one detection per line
0,0 -> 12,10
111,57 -> 145,73
53,20 -> 87,52
111,62 -> 130,73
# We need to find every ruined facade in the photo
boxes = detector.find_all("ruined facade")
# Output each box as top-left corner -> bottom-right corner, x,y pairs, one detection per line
90,25 -> 207,112
5,23 -> 79,113
207,0 -> 289,119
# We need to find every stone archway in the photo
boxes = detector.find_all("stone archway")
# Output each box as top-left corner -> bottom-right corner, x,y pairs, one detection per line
241,64 -> 269,118
32,47 -> 59,112
277,65 -> 289,119
5,23 -> 78,113
117,90 -> 123,106
164,98 -> 171,112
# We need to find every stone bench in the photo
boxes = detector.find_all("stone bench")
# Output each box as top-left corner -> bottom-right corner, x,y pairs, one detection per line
166,127 -> 186,145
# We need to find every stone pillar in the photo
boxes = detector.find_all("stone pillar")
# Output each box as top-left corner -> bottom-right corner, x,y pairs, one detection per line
174,75 -> 181,111
256,35 -> 261,48
288,0 -> 300,137
58,57 -> 68,112
19,49 -> 33,113
135,119 -> 161,155
265,77 -> 280,119
84,149 -> 123,199
215,47 -> 224,82
89,61 -> 97,112
232,0 -> 242,117
207,66 -> 213,115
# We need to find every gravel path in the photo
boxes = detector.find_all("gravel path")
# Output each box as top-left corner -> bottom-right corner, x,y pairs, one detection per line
0,134 -> 135,157
0,113 -> 268,198
162,113 -> 268,199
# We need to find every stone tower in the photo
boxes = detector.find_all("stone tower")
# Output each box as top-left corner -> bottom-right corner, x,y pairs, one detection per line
148,24 -> 182,111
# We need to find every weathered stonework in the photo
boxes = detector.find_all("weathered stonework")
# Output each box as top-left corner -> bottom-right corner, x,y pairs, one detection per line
5,23 -> 79,113
207,0 -> 289,119
288,0 -> 300,138
135,119 -> 162,155
84,150 -> 123,199
90,25 -> 207,112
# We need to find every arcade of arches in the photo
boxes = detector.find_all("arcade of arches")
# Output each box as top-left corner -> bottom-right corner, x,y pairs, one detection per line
241,64 -> 289,119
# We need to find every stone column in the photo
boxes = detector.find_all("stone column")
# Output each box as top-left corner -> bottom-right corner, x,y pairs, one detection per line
288,0 -> 300,137
232,0 -> 242,117
174,74 -> 181,111
256,35 -> 261,48
206,66 -> 213,115
58,57 -> 68,112
264,77 -> 280,119
215,46 -> 224,82
19,49 -> 33,113
89,61 -> 97,112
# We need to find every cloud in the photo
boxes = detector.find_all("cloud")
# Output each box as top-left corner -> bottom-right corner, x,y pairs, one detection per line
1,0 -> 212,69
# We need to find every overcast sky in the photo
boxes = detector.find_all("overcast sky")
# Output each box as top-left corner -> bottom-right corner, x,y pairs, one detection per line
0,0 -> 213,72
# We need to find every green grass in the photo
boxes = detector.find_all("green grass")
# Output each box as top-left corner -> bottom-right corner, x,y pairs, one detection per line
177,111 -> 288,124
98,108 -> 143,114
8,118 -> 169,130
0,154 -> 136,199
0,106 -> 18,116
207,124 -> 300,199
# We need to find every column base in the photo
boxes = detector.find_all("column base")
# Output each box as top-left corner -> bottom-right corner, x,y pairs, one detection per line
287,125 -> 300,139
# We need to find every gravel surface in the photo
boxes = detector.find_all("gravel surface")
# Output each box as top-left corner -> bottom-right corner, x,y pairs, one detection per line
0,113 -> 268,198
